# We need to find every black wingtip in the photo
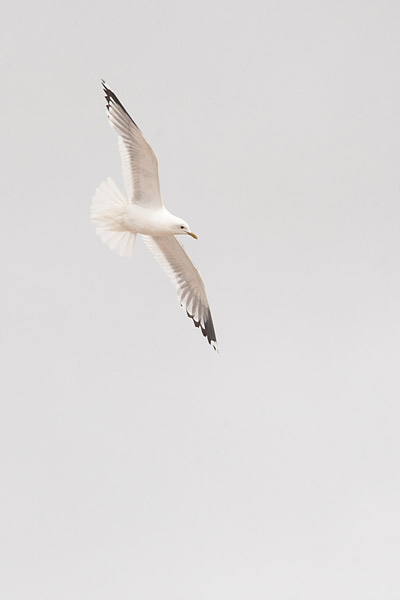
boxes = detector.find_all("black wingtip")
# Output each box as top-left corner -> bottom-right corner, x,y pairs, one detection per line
186,309 -> 218,351
100,80 -> 139,129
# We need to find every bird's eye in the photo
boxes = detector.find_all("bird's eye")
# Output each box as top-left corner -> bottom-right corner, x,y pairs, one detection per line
180,226 -> 184,229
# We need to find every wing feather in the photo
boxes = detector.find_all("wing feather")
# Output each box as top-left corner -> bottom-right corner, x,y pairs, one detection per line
141,235 -> 218,350
101,81 -> 162,209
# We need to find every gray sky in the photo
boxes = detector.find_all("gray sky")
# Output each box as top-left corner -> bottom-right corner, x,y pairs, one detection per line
2,0 -> 400,598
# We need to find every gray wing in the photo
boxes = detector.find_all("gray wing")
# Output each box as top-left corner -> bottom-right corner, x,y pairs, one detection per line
141,235 -> 218,350
102,81 -> 162,209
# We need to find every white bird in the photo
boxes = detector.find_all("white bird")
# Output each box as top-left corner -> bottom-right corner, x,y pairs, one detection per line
91,81 -> 218,351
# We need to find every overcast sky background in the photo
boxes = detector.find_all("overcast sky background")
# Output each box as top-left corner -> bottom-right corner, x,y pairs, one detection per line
2,0 -> 400,598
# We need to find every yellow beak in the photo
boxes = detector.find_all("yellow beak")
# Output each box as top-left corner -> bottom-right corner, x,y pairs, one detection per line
187,232 -> 198,239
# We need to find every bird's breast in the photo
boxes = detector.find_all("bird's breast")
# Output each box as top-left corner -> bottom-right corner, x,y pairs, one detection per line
121,205 -> 170,235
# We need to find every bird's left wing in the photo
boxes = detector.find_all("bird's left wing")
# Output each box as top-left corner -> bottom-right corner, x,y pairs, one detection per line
141,235 -> 218,350
101,81 -> 162,209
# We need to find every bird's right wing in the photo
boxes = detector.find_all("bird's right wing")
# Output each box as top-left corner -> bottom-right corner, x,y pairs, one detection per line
101,81 -> 163,209
141,235 -> 218,350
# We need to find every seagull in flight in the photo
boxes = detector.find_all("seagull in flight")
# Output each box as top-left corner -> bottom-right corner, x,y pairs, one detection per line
91,81 -> 218,351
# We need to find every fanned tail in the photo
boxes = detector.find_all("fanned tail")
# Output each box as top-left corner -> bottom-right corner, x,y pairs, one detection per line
91,177 -> 136,258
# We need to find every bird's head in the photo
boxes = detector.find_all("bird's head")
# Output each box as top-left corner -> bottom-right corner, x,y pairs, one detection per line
175,219 -> 198,239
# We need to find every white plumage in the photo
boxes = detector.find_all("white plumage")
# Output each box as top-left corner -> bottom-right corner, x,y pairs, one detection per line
91,81 -> 217,350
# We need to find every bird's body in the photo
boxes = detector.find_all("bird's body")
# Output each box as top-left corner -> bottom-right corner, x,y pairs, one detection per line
91,82 -> 218,350
97,203 -> 183,236
122,205 -> 172,235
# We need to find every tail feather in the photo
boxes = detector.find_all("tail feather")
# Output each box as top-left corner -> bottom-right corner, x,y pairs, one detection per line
91,178 -> 136,258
